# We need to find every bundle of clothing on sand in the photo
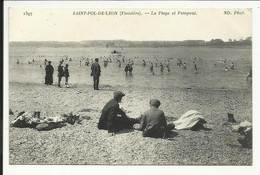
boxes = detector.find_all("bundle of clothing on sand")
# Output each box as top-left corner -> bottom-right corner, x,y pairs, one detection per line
10,111 -> 83,131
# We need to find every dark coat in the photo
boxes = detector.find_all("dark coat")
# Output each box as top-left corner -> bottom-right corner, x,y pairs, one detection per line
137,107 -> 167,138
91,62 -> 101,77
45,64 -> 54,85
45,64 -> 54,75
58,65 -> 64,77
98,99 -> 127,133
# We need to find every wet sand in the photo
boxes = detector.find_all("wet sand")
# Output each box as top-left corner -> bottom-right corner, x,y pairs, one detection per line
9,82 -> 252,165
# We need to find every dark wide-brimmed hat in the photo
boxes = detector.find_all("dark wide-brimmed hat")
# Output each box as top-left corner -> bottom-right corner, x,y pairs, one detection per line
95,58 -> 99,62
149,99 -> 161,107
48,61 -> 51,63
114,91 -> 125,99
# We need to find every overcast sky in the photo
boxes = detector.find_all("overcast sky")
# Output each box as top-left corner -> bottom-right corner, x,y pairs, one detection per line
9,8 -> 252,42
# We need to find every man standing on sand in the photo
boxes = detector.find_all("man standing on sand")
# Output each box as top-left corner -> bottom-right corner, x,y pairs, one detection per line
45,61 -> 54,85
91,58 -> 101,90
57,61 -> 64,87
98,91 -> 140,135
134,99 -> 175,138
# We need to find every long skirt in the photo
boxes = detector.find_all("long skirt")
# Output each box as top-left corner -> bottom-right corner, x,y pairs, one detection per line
45,74 -> 53,85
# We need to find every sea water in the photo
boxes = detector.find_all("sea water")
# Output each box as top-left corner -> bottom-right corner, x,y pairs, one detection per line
9,46 -> 252,90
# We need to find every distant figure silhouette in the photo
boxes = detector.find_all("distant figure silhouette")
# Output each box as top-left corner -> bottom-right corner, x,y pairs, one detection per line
150,63 -> 154,72
104,60 -> 108,67
129,64 -> 133,74
183,63 -> 186,69
160,63 -> 164,73
143,60 -> 146,66
124,64 -> 129,74
230,62 -> 234,70
57,61 -> 64,87
167,65 -> 170,72
194,63 -> 198,71
91,58 -> 101,90
64,64 -> 70,88
247,68 -> 252,81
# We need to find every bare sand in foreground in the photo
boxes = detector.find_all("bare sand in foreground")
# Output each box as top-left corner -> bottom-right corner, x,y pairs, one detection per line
9,82 -> 252,165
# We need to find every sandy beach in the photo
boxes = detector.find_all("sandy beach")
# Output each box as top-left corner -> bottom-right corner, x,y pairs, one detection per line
9,82 -> 252,165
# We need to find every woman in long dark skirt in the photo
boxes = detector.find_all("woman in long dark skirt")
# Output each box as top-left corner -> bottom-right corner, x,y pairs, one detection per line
45,61 -> 54,85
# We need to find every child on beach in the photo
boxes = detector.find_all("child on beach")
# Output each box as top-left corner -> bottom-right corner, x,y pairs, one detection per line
64,64 -> 70,88
57,62 -> 64,87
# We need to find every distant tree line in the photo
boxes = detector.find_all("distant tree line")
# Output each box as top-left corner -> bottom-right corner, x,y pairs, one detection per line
207,37 -> 252,47
10,37 -> 252,48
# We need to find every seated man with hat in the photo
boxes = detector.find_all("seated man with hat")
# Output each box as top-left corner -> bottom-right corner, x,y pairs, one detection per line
98,91 -> 139,135
135,99 -> 175,138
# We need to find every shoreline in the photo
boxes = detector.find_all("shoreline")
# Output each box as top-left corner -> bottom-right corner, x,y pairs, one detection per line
8,81 -> 253,92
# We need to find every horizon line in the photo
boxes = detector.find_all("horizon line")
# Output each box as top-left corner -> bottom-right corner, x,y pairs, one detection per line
9,38 -> 251,43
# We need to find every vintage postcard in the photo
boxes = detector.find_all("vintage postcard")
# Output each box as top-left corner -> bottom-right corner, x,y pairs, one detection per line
3,1 -> 260,175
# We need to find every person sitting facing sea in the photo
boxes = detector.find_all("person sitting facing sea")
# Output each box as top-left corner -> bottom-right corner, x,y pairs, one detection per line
98,91 -> 140,136
134,99 -> 175,138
